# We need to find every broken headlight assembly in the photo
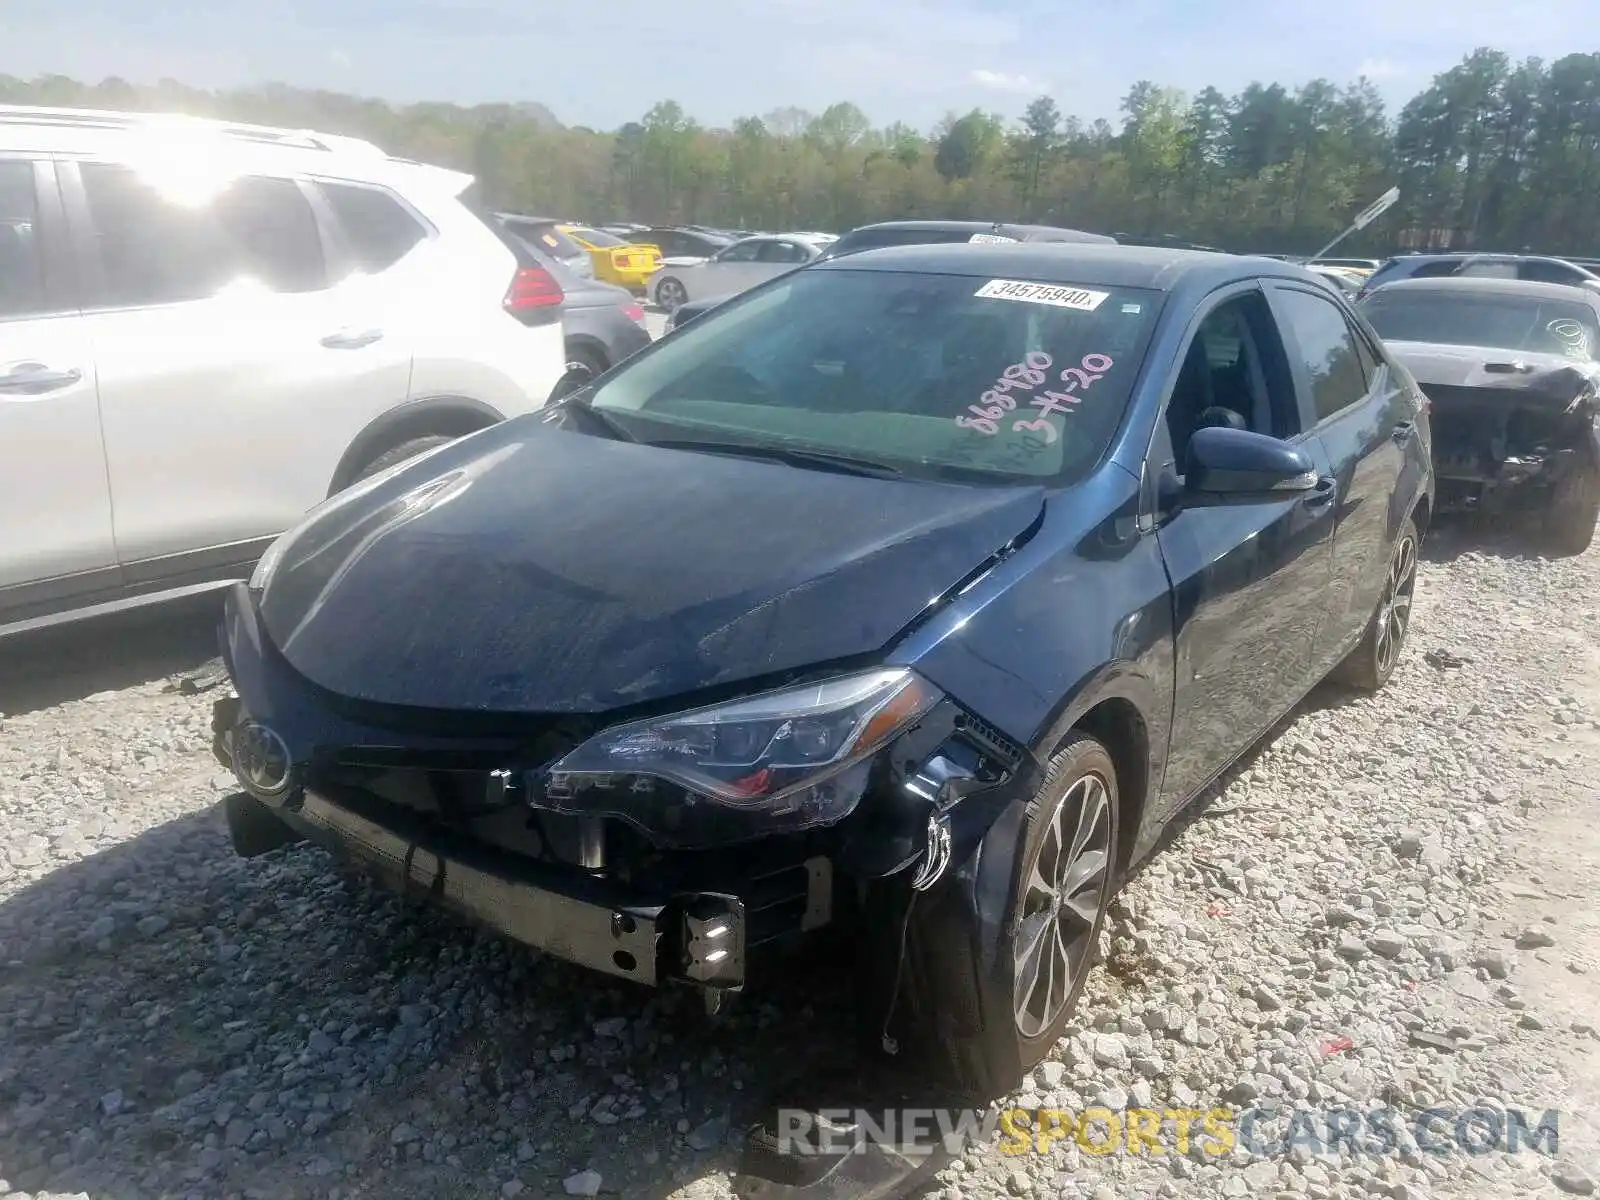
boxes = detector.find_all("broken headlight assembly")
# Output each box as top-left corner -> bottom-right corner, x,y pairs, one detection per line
534,668 -> 944,846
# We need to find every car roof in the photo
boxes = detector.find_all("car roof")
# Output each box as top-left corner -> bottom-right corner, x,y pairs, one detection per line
845,219 -> 1112,243
1366,276 -> 1600,304
813,242 -> 1316,292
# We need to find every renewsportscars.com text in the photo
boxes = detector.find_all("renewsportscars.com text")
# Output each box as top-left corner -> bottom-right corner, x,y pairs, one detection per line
773,1106 -> 1562,1159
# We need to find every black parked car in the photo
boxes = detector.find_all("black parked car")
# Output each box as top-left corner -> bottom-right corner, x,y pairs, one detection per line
1360,276 -> 1600,552
214,244 -> 1431,1096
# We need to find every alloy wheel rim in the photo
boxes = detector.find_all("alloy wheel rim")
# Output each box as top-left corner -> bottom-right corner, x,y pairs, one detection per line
1375,534 -> 1417,675
1013,772 -> 1112,1039
659,280 -> 685,308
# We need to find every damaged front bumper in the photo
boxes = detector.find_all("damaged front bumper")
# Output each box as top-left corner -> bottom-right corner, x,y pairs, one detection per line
210,584 -> 1028,996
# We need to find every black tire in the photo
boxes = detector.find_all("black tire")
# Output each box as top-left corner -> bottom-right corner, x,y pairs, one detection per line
1546,464 -> 1600,557
655,277 -> 687,312
565,344 -> 608,378
887,732 -> 1119,1098
1331,515 -> 1419,692
353,435 -> 455,483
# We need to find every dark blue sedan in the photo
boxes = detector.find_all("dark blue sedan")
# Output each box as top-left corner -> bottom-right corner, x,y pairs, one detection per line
212,244 -> 1433,1097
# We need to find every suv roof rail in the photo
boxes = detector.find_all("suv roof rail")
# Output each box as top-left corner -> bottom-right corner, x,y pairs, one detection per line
0,104 -> 386,156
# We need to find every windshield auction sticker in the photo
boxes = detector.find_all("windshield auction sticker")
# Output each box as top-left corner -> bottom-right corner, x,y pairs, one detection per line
974,279 -> 1110,310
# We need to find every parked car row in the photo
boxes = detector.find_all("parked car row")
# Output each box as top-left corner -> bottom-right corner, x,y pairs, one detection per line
6,103 -> 1594,1111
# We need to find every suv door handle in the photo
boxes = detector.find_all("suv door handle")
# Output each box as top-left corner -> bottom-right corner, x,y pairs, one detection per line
1302,475 -> 1338,510
1392,420 -> 1416,443
0,362 -> 83,395
321,328 -> 384,349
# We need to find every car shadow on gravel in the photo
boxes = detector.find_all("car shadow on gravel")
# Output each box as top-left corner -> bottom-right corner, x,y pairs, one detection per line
1420,514 -> 1576,564
0,594 -> 224,717
0,800 -> 956,1200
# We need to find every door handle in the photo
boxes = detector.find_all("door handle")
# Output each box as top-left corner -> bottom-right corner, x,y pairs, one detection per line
321,328 -> 384,349
1391,420 -> 1416,444
1302,475 -> 1338,510
0,362 -> 83,395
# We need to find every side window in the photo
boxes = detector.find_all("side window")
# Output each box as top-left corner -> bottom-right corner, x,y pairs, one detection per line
718,241 -> 762,263
319,182 -> 428,273
1412,261 -> 1462,279
1350,324 -> 1383,385
1273,288 -> 1372,423
758,240 -> 808,264
213,177 -> 325,293
0,160 -> 45,318
1163,290 -> 1300,467
80,164 -> 326,307
1519,260 -> 1581,285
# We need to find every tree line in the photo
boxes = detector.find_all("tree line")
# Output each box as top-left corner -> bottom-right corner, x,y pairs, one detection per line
5,47 -> 1599,255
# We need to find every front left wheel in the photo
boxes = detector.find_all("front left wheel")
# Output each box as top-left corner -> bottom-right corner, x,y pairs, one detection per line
889,732 -> 1119,1098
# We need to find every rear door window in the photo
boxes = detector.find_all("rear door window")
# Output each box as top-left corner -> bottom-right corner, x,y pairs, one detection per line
1271,286 -> 1372,422
80,163 -> 327,306
318,182 -> 428,273
0,159 -> 46,318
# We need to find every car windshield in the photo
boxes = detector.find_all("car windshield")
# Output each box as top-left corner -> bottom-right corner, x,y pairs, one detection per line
1362,290 -> 1600,360
586,268 -> 1162,485
569,225 -> 626,247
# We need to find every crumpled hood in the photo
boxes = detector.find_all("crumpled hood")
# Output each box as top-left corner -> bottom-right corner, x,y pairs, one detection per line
1387,341 -> 1600,398
257,421 -> 1043,715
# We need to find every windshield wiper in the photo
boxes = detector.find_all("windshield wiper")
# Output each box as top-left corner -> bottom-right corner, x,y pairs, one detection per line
646,438 -> 907,479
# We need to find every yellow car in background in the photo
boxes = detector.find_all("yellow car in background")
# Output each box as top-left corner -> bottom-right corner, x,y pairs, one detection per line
559,224 -> 662,292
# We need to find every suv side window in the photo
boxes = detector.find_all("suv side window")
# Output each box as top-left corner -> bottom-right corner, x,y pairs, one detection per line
758,239 -> 810,264
0,160 -> 45,319
1519,259 -> 1583,285
80,164 -> 326,306
319,182 -> 428,273
1272,287 -> 1371,422
1411,260 -> 1463,278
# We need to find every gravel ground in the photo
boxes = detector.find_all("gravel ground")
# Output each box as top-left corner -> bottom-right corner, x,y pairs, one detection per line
1,523 -> 1597,1200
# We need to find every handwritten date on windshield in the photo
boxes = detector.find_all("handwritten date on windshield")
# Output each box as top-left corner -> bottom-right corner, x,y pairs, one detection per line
955,353 -> 1115,444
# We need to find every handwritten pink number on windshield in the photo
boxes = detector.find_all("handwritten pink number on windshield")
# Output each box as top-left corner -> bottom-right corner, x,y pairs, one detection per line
1009,354 -> 1115,439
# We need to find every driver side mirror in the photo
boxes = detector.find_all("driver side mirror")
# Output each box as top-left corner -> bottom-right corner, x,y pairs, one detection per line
1184,426 -> 1319,497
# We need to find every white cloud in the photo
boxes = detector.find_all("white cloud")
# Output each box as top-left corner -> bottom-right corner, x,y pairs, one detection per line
327,49 -> 352,68
1356,57 -> 1403,81
970,68 -> 1043,95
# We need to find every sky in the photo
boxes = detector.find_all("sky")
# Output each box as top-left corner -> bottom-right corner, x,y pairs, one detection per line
1,0 -> 1594,132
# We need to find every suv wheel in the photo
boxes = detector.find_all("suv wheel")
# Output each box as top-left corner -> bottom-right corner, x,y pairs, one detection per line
1331,515 -> 1418,691
888,732 -> 1119,1097
353,435 -> 455,483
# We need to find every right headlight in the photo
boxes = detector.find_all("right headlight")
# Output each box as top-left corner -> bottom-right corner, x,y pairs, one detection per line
537,668 -> 943,839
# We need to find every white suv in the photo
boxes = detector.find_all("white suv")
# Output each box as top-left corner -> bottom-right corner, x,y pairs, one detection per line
0,106 -> 568,637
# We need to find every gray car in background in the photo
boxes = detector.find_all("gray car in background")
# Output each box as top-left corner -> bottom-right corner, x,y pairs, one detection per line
494,218 -> 652,378
647,233 -> 832,312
